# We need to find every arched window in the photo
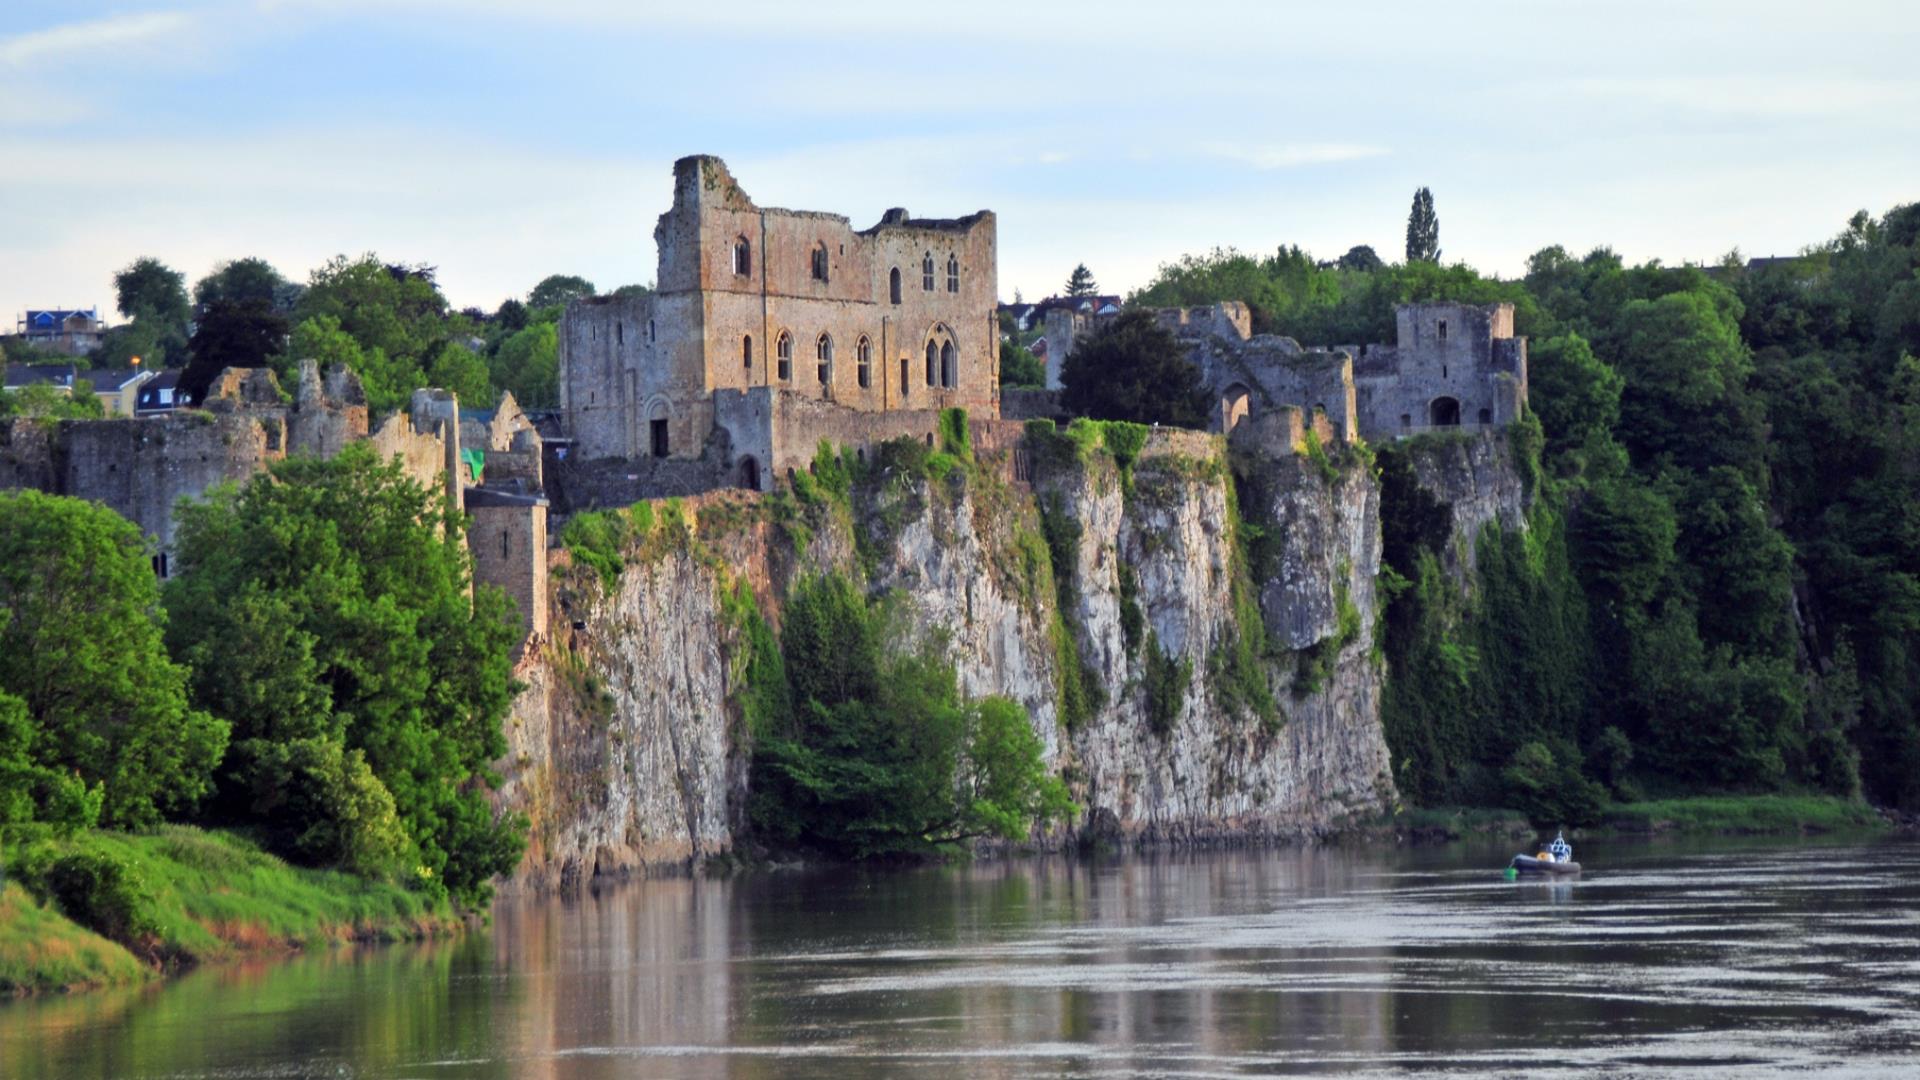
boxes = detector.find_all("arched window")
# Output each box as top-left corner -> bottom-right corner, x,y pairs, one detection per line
811,242 -> 829,283
889,267 -> 902,304
940,340 -> 955,387
742,334 -> 753,371
776,332 -> 792,381
946,255 -> 959,293
816,333 -> 833,386
925,341 -> 938,386
856,336 -> 872,388
1478,407 -> 1493,425
922,252 -> 935,291
733,236 -> 751,277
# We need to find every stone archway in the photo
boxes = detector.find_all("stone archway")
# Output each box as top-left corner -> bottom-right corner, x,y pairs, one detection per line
1221,382 -> 1252,432
1429,396 -> 1461,427
738,456 -> 760,491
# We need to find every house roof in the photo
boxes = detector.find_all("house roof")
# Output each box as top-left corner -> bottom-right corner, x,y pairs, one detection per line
4,363 -> 76,388
88,368 -> 151,392
135,369 -> 184,407
23,309 -> 98,327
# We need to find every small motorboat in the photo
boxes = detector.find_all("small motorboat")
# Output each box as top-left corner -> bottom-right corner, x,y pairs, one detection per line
1509,853 -> 1581,876
1506,830 -> 1580,877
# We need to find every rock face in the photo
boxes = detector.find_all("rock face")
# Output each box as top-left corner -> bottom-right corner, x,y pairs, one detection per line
497,429 -> 1408,888
1404,431 -> 1530,586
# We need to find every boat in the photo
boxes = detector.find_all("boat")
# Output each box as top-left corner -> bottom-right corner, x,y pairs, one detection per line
1508,854 -> 1581,876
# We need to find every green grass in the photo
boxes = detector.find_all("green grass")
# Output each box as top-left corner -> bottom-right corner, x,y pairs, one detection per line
1601,795 -> 1885,835
2,825 -> 458,994
0,882 -> 149,995
1389,805 -> 1533,839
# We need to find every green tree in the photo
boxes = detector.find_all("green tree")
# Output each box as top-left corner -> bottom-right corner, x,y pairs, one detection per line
1337,244 -> 1385,273
490,322 -> 559,407
164,447 -> 524,903
1528,332 -> 1623,463
527,274 -> 596,309
999,340 -> 1045,388
104,257 -> 191,369
193,258 -> 287,310
182,300 -> 290,403
493,298 -> 529,334
749,575 -> 1070,857
1064,264 -> 1099,298
425,342 -> 495,406
288,255 -> 450,409
1405,187 -> 1440,264
1059,309 -> 1209,427
0,383 -> 104,420
0,491 -> 227,827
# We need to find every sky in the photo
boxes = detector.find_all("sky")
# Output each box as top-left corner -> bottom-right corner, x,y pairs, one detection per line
3,0 -> 1918,322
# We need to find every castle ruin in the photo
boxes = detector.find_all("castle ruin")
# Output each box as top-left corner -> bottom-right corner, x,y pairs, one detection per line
1043,300 -> 1529,444
558,155 -> 999,490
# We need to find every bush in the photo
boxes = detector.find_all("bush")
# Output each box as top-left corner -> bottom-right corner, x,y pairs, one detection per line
42,852 -> 159,944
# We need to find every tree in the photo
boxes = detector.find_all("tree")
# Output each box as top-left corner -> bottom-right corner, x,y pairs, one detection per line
610,283 -> 653,299
0,490 -> 227,828
0,383 -> 104,420
1528,332 -> 1623,462
182,299 -> 290,403
194,258 -> 287,311
1405,187 -> 1440,264
490,322 -> 559,407
1337,245 -> 1385,273
1064,264 -> 1099,298
1059,309 -> 1210,427
425,342 -> 495,406
494,298 -> 529,334
109,257 -> 192,368
749,574 -> 1071,857
1000,340 -> 1046,389
289,254 -> 451,407
528,274 -> 596,309
164,447 -> 524,903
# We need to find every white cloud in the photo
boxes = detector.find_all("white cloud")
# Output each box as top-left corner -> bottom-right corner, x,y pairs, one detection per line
0,10 -> 195,67
1200,143 -> 1390,170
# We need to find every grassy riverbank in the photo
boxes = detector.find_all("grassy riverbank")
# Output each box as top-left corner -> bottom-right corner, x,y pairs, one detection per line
0,826 -> 458,995
1390,794 -> 1889,842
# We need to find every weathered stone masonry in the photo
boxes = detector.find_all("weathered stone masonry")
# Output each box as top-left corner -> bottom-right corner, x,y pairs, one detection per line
559,155 -> 999,490
1046,300 -> 1528,443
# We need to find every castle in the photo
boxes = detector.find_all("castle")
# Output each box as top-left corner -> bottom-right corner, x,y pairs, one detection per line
558,155 -> 999,490
2,156 -> 1530,657
1041,299 -> 1529,444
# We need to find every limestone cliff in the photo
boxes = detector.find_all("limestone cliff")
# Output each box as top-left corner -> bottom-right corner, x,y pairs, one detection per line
496,427 -> 1407,887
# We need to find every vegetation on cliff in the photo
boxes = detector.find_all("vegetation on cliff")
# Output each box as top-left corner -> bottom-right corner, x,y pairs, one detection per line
1138,201 -> 1920,818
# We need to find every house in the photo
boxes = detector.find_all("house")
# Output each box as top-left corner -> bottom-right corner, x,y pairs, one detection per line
17,309 -> 107,356
4,363 -> 78,393
135,370 -> 188,415
88,368 -> 155,416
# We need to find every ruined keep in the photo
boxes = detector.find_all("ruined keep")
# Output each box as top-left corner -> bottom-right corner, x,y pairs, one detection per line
558,155 -> 999,490
1045,300 -> 1528,443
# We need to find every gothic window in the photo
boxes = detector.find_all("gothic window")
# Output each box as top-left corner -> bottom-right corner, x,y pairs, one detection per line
816,333 -> 833,385
925,341 -> 938,386
889,267 -> 902,304
946,255 -> 959,293
856,336 -> 872,388
777,332 -> 792,381
733,236 -> 751,276
811,243 -> 829,283
940,340 -> 955,387
922,252 -> 934,291
742,334 -> 753,370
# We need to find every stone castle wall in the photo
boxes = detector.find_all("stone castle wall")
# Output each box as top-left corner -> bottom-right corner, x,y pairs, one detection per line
559,155 -> 999,483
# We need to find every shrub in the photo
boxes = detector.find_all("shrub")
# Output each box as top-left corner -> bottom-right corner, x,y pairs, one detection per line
43,851 -> 159,944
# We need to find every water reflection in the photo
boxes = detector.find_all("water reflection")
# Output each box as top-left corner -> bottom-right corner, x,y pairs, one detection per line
3,836 -> 1917,1077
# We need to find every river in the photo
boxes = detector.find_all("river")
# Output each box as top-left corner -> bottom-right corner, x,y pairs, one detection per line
5,835 -> 1917,1077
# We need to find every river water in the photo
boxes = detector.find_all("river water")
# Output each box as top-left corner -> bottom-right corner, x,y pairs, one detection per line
5,835 -> 1918,1078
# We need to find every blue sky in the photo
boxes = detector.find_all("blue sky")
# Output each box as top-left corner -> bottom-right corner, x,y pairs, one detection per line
3,0 -> 1918,321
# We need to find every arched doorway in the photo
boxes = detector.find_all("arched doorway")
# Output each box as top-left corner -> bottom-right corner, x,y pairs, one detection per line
738,456 -> 760,491
1221,383 -> 1252,432
647,399 -> 671,457
1429,396 -> 1461,427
